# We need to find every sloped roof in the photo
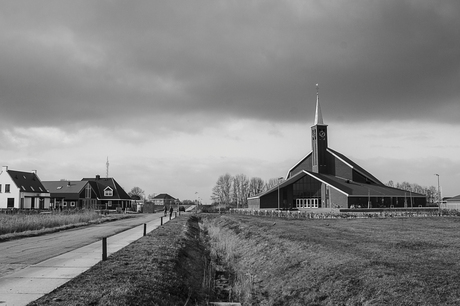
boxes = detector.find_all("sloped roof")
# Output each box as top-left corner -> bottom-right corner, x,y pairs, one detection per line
327,148 -> 383,185
42,181 -> 87,196
446,195 -> 460,202
7,170 -> 48,193
250,170 -> 425,200
153,193 -> 175,200
81,177 -> 131,200
309,172 -> 425,197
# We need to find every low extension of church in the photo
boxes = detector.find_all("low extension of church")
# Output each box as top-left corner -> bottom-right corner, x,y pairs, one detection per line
248,86 -> 427,210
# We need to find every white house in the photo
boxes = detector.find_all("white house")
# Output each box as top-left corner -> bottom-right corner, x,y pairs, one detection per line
0,166 -> 51,209
444,195 -> 460,210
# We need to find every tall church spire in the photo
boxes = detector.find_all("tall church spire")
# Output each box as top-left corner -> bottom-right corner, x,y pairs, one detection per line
314,84 -> 324,125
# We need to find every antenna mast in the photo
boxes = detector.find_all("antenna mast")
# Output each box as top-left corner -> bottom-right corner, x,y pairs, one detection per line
106,157 -> 109,178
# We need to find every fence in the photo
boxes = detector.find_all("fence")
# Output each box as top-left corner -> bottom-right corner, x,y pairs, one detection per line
229,208 -> 460,219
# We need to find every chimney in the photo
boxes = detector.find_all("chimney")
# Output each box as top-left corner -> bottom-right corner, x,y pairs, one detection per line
67,181 -> 71,187
2,166 -> 8,173
96,175 -> 100,180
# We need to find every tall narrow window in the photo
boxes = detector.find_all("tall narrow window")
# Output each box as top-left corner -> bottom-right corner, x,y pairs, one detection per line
85,184 -> 92,198
5,184 -> 10,193
0,184 -> 2,192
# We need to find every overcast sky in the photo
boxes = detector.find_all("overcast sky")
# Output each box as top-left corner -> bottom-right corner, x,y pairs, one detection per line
1,0 -> 459,201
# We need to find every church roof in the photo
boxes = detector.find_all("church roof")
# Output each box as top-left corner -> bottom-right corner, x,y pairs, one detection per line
307,171 -> 425,197
327,148 -> 383,185
250,170 -> 425,199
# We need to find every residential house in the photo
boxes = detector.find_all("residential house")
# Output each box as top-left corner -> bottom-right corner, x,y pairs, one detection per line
445,195 -> 460,210
152,193 -> 177,206
0,166 -> 51,210
81,175 -> 131,210
42,180 -> 99,210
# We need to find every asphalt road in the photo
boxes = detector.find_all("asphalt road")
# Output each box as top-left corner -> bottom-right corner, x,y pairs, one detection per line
0,212 -> 164,277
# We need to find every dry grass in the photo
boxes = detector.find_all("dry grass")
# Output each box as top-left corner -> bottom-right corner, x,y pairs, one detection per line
0,211 -> 131,241
202,215 -> 460,305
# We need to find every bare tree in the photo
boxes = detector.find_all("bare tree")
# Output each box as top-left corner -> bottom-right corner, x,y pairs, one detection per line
266,177 -> 284,190
212,173 -> 233,205
248,177 -> 265,197
129,187 -> 145,199
233,173 -> 249,208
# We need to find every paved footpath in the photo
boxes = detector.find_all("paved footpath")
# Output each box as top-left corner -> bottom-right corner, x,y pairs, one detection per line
0,214 -> 174,306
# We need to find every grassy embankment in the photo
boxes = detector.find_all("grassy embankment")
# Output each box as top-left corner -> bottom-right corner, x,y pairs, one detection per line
0,211 -> 131,241
29,213 -> 460,305
30,215 -> 213,306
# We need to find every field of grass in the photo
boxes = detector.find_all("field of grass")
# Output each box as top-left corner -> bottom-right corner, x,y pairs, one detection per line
27,213 -> 460,305
203,214 -> 460,305
0,211 -> 131,241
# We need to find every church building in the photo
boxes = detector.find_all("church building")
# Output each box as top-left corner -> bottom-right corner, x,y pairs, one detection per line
248,87 -> 427,210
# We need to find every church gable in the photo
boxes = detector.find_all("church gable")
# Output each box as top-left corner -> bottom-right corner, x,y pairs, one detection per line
286,152 -> 312,178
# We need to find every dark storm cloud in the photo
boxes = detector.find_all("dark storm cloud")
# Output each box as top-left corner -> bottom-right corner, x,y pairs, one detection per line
1,0 -> 459,129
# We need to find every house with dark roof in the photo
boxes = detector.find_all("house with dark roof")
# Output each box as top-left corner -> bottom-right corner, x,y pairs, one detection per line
42,180 -> 99,210
0,166 -> 51,209
248,88 -> 427,210
81,175 -> 131,210
152,193 -> 177,206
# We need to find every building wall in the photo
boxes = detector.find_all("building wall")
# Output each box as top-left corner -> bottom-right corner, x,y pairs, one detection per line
259,190 -> 279,209
0,174 -> 20,209
289,155 -> 312,177
248,198 -> 260,210
334,157 -> 353,181
329,188 -> 348,208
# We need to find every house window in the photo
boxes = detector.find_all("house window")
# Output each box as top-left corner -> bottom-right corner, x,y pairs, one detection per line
0,184 -> 2,192
5,184 -> 10,193
85,185 -> 91,198
104,187 -> 113,197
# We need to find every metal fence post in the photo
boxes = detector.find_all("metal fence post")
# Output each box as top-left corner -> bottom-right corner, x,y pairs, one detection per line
143,223 -> 147,236
102,237 -> 107,261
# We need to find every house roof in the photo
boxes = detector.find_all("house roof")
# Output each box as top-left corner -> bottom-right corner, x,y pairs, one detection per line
81,177 -> 131,200
446,195 -> 460,202
7,170 -> 49,193
153,193 -> 175,200
42,181 -> 88,196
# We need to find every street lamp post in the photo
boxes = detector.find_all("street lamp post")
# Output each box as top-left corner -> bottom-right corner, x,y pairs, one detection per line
435,174 -> 441,207
277,177 -> 283,210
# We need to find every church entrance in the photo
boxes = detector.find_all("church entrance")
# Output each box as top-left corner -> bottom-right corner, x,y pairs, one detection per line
296,198 -> 319,208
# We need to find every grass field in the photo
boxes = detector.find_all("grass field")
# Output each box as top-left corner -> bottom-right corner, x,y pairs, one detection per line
28,213 -> 460,305
203,214 -> 460,305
